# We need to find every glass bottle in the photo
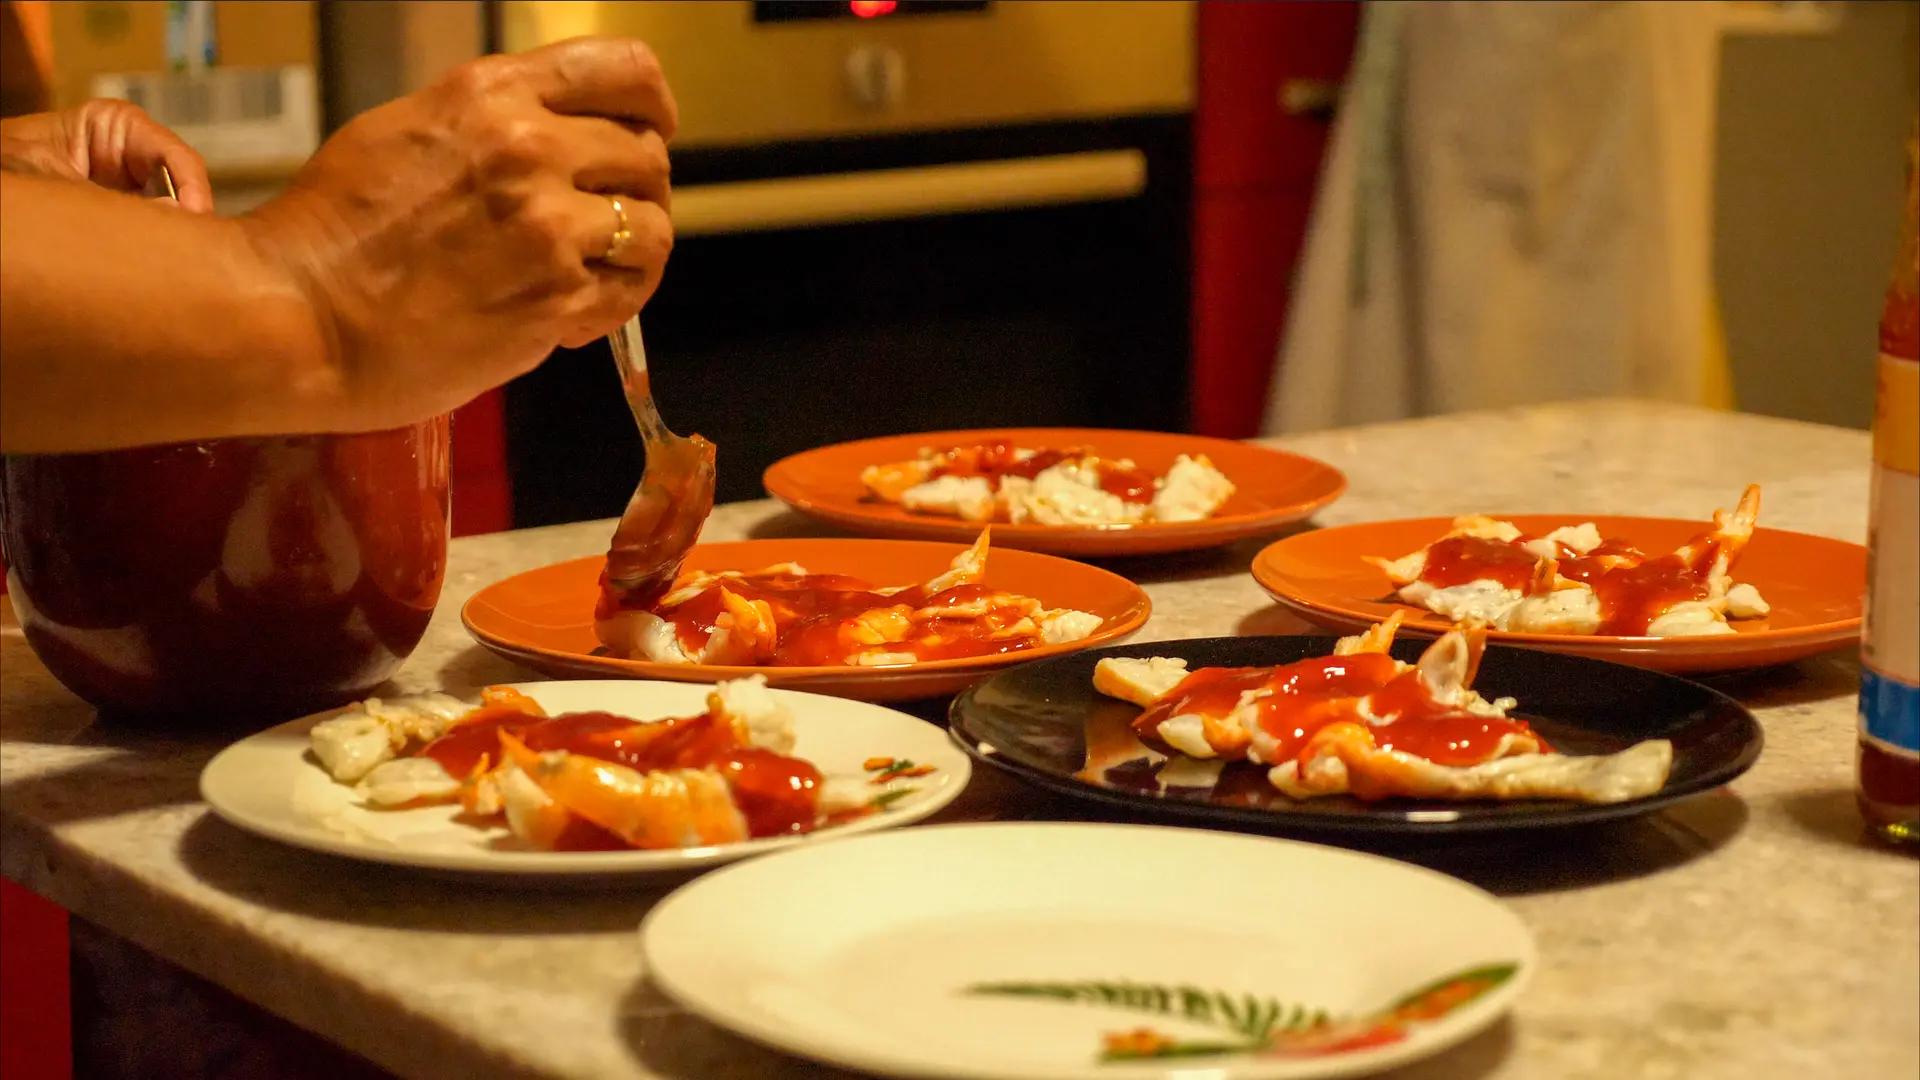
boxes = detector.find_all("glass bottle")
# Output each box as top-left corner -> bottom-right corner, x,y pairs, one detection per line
1858,116 -> 1920,844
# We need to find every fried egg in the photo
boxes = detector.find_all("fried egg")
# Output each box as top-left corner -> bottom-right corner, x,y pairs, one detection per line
1093,621 -> 1672,804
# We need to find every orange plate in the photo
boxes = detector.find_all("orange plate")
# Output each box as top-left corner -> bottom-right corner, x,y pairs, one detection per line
762,428 -> 1346,556
462,539 -> 1152,702
1251,516 -> 1866,674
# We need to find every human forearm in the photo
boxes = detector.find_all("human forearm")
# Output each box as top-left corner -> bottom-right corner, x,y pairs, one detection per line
0,173 -> 340,453
1,37 -> 679,454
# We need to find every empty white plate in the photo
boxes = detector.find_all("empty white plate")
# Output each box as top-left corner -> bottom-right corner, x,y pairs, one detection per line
641,822 -> 1533,1080
199,680 -> 970,875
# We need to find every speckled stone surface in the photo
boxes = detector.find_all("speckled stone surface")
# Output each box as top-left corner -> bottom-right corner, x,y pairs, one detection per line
3,401 -> 1915,1080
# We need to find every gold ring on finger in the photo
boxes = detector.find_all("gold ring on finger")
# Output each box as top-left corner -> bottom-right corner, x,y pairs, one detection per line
603,194 -> 633,262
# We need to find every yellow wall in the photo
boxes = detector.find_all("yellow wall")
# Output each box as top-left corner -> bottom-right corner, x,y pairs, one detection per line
1716,1 -> 1920,426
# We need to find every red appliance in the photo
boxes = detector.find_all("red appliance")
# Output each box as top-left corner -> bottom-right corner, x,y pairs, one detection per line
451,391 -> 512,537
0,880 -> 70,1080
1190,0 -> 1360,438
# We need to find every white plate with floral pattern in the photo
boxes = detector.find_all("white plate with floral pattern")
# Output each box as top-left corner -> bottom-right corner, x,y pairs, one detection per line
200,680 -> 970,876
640,822 -> 1533,1079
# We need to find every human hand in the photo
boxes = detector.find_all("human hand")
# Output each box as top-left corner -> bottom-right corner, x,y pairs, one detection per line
242,36 -> 677,432
0,99 -> 212,211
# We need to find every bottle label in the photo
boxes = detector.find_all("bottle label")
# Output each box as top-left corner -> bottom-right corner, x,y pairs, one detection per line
1862,669 -> 1920,757
1862,351 -> 1920,756
1874,353 -> 1919,474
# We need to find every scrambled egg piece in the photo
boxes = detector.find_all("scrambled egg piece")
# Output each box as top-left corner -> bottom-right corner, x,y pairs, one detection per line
861,447 -> 1235,526
308,693 -> 471,783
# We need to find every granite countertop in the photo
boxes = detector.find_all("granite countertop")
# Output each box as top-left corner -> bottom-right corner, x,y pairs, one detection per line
3,400 -> 1915,1080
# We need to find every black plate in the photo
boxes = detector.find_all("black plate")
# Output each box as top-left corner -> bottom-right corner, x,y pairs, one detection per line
948,636 -> 1763,835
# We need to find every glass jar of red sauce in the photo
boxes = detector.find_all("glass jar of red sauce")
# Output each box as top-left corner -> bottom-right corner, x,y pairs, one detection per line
0,417 -> 450,723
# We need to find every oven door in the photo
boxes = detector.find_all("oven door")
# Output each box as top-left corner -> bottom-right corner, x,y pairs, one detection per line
504,114 -> 1192,524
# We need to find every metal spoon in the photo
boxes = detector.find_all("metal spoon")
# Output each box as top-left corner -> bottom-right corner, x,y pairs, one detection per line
601,316 -> 716,608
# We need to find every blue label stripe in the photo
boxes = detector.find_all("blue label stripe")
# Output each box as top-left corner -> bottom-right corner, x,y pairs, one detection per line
1861,666 -> 1920,754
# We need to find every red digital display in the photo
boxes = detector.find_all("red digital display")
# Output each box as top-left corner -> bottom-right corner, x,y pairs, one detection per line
753,2 -> 989,24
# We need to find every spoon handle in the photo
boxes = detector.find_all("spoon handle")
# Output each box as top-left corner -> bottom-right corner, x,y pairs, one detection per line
610,316 -> 668,443
146,162 -> 179,201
